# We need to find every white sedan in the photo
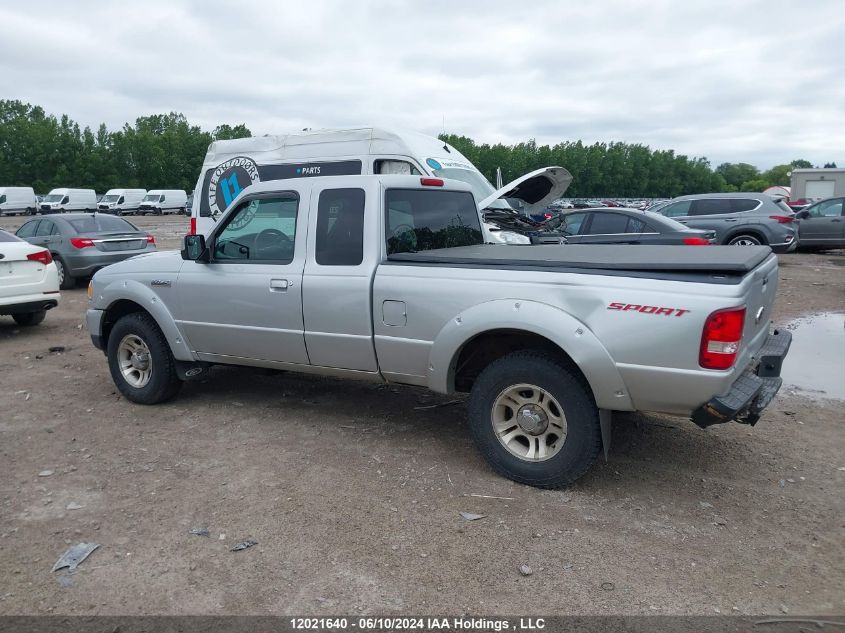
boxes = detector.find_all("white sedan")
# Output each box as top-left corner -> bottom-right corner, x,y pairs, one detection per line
0,229 -> 60,326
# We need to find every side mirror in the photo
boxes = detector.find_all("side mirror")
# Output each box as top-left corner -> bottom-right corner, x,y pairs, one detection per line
182,234 -> 208,262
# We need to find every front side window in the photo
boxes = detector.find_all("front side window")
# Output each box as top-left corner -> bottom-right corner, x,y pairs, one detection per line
35,221 -> 56,237
585,212 -> 630,234
315,188 -> 365,266
556,212 -> 588,235
809,198 -> 844,217
16,220 -> 40,238
0,195 -> 6,204
214,195 -> 298,262
385,189 -> 482,255
661,200 -> 692,218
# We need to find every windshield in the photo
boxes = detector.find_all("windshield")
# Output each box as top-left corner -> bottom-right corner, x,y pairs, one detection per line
101,195 -> 120,203
44,194 -> 64,202
143,194 -> 161,202
431,167 -> 510,210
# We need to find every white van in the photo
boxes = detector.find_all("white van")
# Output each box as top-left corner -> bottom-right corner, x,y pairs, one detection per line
189,127 -> 571,242
138,190 -> 188,215
40,188 -> 97,214
0,187 -> 37,216
97,188 -> 147,215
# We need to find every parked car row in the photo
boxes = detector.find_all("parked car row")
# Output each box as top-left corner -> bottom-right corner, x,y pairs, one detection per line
0,186 -> 190,216
507,192 -> 844,251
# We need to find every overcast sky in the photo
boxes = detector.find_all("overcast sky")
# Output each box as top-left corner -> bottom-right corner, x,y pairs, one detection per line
2,0 -> 843,169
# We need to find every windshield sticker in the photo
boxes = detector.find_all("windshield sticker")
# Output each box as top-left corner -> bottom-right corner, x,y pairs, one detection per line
426,158 -> 442,170
207,156 -> 260,217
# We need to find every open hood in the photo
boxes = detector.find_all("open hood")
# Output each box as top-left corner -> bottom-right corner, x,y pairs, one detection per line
478,166 -> 572,214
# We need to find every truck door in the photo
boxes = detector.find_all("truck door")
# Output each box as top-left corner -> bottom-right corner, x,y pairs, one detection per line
301,183 -> 379,371
175,190 -> 310,365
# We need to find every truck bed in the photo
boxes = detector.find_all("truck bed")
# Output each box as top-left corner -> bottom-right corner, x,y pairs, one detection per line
387,244 -> 773,280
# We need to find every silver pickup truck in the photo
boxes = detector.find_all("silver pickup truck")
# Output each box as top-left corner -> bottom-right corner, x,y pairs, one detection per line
86,175 -> 791,488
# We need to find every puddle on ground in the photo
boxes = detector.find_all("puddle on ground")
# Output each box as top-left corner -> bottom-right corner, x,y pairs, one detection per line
780,313 -> 845,401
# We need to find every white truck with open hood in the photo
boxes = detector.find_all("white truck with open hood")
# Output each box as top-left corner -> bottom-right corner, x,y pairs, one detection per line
188,127 -> 570,244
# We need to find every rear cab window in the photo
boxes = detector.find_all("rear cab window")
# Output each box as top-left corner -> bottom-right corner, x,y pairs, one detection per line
385,189 -> 483,254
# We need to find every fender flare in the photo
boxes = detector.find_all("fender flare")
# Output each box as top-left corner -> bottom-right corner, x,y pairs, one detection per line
97,279 -> 195,361
426,298 -> 634,411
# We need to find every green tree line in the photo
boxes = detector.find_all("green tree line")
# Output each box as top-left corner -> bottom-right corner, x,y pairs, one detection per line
0,100 -> 250,193
0,99 -> 834,197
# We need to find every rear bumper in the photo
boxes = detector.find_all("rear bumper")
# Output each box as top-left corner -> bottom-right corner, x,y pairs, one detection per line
0,298 -> 59,315
691,328 -> 792,428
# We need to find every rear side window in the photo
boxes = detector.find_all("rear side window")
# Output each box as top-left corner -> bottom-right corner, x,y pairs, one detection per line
585,212 -> 630,234
67,216 -> 137,233
385,189 -> 483,254
690,198 -> 733,215
16,220 -> 39,238
731,199 -> 761,212
661,200 -> 692,218
315,188 -> 365,266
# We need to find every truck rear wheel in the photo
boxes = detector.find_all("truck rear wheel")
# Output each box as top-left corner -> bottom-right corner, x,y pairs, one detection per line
107,312 -> 182,404
468,350 -> 601,488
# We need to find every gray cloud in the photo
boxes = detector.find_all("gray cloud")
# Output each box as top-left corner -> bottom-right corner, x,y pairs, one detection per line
1,0 -> 843,168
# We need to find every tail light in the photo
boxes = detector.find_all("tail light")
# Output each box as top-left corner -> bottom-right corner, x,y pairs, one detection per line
420,178 -> 444,187
189,217 -> 197,235
146,234 -> 155,244
700,307 -> 746,370
69,237 -> 95,249
682,237 -> 711,246
544,212 -> 553,220
769,215 -> 794,224
27,250 -> 53,265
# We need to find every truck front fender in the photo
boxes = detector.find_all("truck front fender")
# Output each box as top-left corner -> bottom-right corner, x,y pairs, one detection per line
427,299 -> 634,411
93,278 -> 195,361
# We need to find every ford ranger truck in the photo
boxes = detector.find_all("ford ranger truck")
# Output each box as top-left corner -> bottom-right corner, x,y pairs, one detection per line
86,175 -> 791,488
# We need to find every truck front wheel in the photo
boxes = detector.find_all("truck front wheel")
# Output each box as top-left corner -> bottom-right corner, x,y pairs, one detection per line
107,312 -> 182,404
468,350 -> 602,488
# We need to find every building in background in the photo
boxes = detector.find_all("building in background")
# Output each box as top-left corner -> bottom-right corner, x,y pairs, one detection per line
790,168 -> 845,201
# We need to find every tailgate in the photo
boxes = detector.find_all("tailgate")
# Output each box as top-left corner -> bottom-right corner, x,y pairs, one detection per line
741,253 -> 779,358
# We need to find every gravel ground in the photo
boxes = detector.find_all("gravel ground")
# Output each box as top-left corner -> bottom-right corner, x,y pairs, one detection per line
0,214 -> 843,616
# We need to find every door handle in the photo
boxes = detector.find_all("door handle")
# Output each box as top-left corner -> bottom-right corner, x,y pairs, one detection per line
832,219 -> 842,223
724,219 -> 738,222
269,278 -> 289,292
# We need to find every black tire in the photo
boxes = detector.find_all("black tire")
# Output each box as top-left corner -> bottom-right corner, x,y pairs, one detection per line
53,256 -> 75,290
726,233 -> 764,246
13,310 -> 46,326
107,312 -> 182,404
468,350 -> 601,488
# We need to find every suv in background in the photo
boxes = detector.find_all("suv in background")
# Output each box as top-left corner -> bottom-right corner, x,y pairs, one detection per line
656,193 -> 797,252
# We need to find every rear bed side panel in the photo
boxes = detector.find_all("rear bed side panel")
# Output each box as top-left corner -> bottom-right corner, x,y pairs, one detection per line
373,254 -> 776,416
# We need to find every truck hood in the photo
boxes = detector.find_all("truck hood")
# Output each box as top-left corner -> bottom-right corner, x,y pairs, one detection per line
95,250 -> 183,277
478,166 -> 572,215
